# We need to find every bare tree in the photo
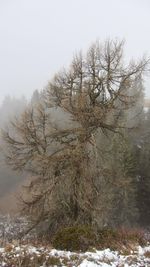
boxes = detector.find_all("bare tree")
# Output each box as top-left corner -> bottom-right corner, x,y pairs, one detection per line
2,40 -> 149,234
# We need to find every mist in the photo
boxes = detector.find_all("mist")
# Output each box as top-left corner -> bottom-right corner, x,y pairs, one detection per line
0,0 -> 150,104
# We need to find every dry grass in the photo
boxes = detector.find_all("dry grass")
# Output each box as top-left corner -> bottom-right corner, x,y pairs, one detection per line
144,250 -> 150,258
96,227 -> 147,251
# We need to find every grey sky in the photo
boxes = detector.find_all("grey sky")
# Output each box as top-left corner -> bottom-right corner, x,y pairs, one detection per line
0,0 -> 150,104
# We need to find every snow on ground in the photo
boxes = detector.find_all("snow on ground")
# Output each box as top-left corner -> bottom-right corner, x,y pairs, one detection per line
0,214 -> 36,241
1,215 -> 150,266
0,244 -> 150,266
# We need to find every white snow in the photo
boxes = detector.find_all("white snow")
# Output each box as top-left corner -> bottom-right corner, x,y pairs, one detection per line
0,245 -> 150,266
79,259 -> 102,267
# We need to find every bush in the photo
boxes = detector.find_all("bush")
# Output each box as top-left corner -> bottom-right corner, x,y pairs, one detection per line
52,225 -> 147,252
97,227 -> 146,250
117,227 -> 146,246
52,225 -> 97,252
97,228 -> 119,250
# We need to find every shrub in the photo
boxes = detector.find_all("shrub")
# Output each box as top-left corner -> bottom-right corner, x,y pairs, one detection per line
52,225 -> 97,252
97,227 -> 146,250
52,225 -> 147,252
97,228 -> 119,250
117,227 -> 146,246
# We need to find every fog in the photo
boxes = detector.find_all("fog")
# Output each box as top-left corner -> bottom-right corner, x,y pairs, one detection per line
0,0 -> 150,104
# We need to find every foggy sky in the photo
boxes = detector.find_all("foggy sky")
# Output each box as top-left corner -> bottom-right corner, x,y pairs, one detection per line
0,0 -> 150,104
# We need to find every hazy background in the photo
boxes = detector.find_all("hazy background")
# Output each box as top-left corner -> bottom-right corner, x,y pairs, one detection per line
0,0 -> 150,104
